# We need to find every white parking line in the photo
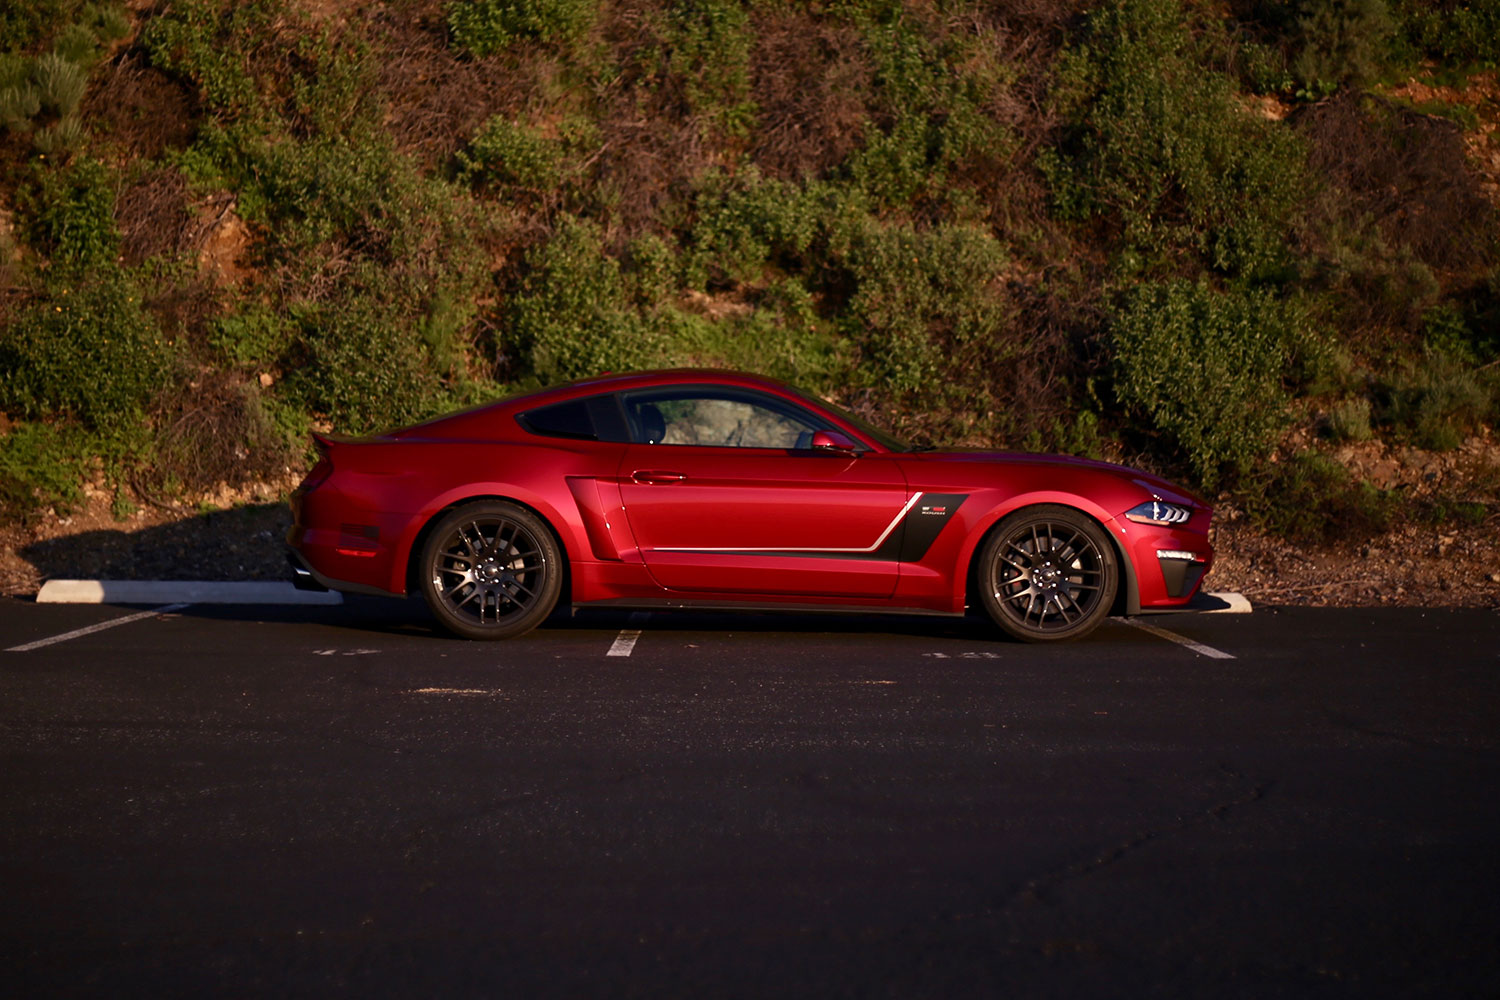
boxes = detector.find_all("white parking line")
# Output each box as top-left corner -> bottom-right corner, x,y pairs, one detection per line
1116,618 -> 1235,659
606,612 -> 651,657
6,604 -> 189,652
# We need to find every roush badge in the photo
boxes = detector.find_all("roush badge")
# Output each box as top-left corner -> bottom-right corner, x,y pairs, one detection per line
920,504 -> 948,516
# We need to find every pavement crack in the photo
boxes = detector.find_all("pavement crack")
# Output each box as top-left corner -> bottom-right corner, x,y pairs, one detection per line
1322,707 -> 1498,757
1003,765 -> 1269,909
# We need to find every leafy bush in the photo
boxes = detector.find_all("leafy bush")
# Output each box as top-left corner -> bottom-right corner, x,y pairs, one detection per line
446,0 -> 594,56
209,305 -> 295,368
457,113 -> 599,202
0,1 -> 89,52
663,0 -> 756,139
1246,450 -> 1397,543
834,218 -> 1010,397
0,271 -> 172,432
684,169 -> 821,286
285,289 -> 449,434
1395,0 -> 1500,66
838,3 -> 1014,210
1373,309 -> 1496,449
1112,280 -> 1322,489
1044,0 -> 1307,282
0,422 -> 90,521
505,216 -> 667,384
143,0 -> 281,123
20,156 -> 118,268
1292,0 -> 1396,94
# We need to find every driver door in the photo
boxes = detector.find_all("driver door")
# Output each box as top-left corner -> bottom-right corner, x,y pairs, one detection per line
615,387 -> 910,598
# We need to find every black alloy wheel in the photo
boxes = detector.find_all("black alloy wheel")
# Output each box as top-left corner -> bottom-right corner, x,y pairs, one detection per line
978,504 -> 1118,643
419,501 -> 562,640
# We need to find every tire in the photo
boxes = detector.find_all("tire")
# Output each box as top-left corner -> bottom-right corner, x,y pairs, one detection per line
418,501 -> 563,640
977,504 -> 1118,643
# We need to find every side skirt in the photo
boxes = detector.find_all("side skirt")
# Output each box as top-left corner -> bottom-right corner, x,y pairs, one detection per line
574,597 -> 965,618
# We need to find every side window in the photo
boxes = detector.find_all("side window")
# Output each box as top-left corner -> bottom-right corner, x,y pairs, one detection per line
624,390 -> 823,448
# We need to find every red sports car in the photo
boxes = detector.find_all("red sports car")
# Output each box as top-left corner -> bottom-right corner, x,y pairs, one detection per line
287,370 -> 1213,642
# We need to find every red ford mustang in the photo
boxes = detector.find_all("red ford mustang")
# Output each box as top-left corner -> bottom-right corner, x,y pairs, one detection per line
287,370 -> 1213,642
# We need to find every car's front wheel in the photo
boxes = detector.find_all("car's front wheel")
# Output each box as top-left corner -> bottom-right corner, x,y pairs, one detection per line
419,501 -> 562,640
977,504 -> 1118,643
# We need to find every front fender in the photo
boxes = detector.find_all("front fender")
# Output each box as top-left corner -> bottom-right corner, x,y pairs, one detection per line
951,491 -> 1140,615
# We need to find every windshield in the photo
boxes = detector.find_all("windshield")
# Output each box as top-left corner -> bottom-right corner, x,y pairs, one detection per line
790,387 -> 912,452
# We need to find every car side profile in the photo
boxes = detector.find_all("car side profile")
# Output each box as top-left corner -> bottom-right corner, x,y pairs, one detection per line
287,370 -> 1213,642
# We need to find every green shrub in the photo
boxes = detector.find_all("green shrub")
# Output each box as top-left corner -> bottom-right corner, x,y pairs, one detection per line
834,218 -> 1009,397
839,3 -> 1014,210
21,156 -> 118,268
655,278 -> 843,389
684,169 -> 820,286
1375,343 -> 1494,450
457,113 -> 599,201
143,0 -> 279,122
1293,0 -> 1397,94
663,0 -> 756,139
0,271 -> 172,432
679,169 -> 1010,402
285,290 -> 447,434
0,422 -> 90,520
1044,0 -> 1308,282
1245,450 -> 1397,543
0,1 -> 88,52
1112,280 -> 1321,489
624,232 -> 679,307
209,305 -> 295,368
506,217 -> 667,384
1396,0 -> 1500,67
446,0 -> 594,56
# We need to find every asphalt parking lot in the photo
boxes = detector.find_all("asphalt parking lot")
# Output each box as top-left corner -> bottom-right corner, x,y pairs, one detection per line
2,598 -> 1498,997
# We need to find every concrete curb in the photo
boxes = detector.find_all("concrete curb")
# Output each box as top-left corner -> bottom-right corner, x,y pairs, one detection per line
1202,592 -> 1252,614
36,580 -> 344,606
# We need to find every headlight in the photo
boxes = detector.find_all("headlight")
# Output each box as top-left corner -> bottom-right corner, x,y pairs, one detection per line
1124,500 -> 1192,525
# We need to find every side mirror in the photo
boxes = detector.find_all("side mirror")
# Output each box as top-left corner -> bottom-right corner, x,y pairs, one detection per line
810,429 -> 859,455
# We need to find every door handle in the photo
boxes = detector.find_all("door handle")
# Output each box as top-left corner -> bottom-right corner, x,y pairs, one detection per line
632,470 -> 687,485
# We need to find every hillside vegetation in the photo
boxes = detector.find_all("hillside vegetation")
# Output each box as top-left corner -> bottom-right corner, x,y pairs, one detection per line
1,0 -> 1497,544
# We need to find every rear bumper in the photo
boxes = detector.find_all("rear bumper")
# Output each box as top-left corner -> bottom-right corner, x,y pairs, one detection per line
285,527 -> 406,599
287,549 -> 329,592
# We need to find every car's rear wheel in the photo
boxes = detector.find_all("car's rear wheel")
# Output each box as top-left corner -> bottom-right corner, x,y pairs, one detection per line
978,504 -> 1118,643
419,501 -> 562,640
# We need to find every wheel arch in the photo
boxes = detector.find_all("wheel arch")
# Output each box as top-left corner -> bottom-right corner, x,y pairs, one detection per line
962,498 -> 1139,617
403,493 -> 573,605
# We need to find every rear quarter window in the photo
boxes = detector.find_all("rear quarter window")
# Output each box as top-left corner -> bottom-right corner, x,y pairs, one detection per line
516,394 -> 630,442
517,399 -> 596,440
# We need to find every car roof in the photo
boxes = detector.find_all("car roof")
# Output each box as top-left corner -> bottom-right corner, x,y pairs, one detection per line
519,368 -> 799,407
561,368 -> 791,393
383,369 -> 805,440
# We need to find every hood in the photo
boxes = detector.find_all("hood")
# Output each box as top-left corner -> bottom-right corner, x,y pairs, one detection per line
908,449 -> 1209,508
